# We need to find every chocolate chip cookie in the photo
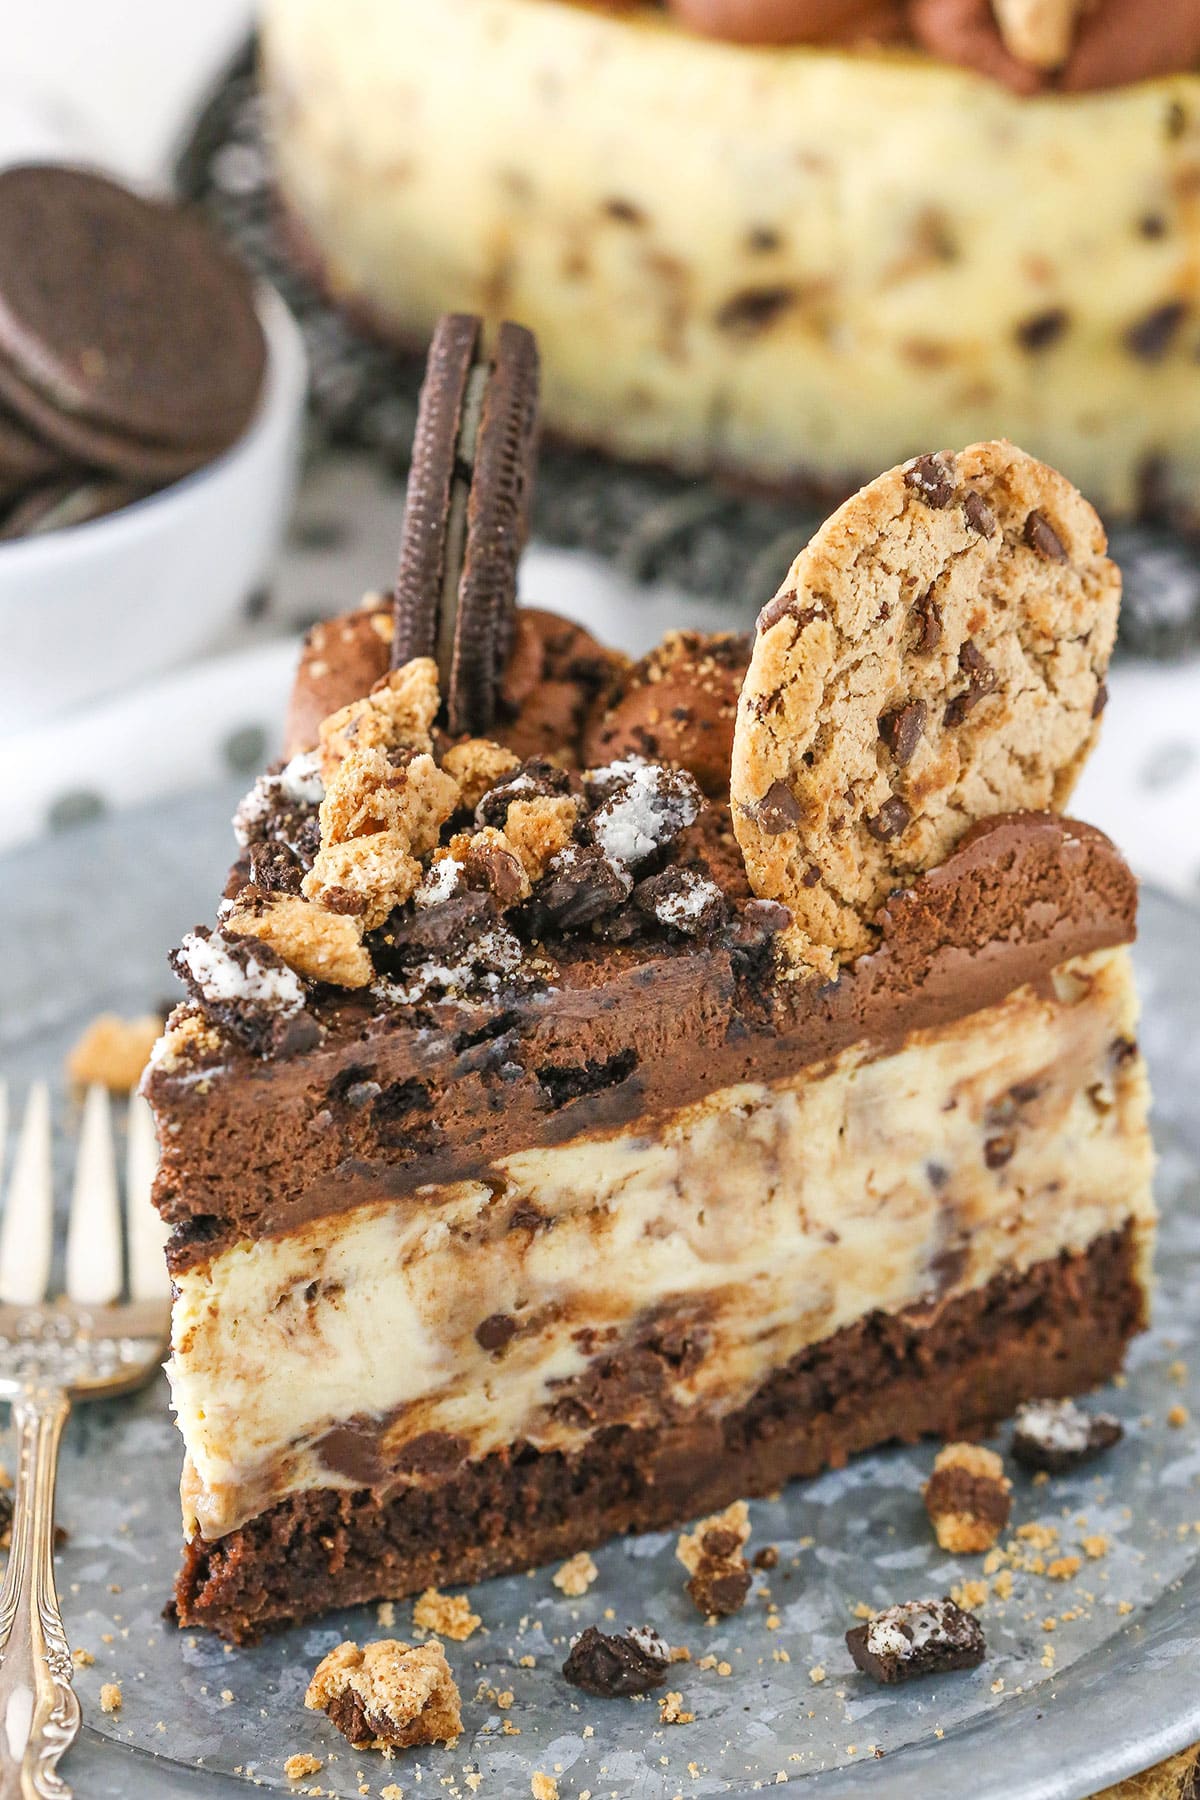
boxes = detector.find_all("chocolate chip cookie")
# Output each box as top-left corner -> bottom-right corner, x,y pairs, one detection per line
730,439 -> 1118,976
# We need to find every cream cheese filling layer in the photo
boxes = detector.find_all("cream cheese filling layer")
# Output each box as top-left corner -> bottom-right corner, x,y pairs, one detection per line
172,947 -> 1154,1541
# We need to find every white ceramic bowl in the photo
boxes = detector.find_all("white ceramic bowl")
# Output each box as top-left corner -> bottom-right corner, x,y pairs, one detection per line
0,284 -> 307,735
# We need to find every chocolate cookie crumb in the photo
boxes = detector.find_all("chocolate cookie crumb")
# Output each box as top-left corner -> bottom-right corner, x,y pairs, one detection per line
923,1444 -> 1012,1552
677,1501 -> 753,1617
1011,1398 -> 1124,1473
846,1598 -> 985,1685
562,1625 -> 671,1697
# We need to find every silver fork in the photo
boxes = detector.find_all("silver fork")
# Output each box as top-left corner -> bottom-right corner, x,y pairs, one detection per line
0,1079 -> 170,1800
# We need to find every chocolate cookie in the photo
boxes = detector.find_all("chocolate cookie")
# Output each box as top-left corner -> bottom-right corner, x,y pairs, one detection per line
730,440 -> 1118,977
0,165 -> 265,460
392,313 -> 540,734
0,476 -> 144,542
0,356 -> 216,485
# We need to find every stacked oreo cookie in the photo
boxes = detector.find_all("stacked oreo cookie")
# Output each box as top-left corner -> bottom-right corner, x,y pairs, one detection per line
0,165 -> 265,541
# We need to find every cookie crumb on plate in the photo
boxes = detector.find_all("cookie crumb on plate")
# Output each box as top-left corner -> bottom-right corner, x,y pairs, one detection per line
305,1638 -> 462,1750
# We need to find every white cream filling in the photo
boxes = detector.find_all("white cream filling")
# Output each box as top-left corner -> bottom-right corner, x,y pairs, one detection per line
171,947 -> 1154,1541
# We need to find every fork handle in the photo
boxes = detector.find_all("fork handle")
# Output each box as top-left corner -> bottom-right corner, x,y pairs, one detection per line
0,1389 -> 79,1800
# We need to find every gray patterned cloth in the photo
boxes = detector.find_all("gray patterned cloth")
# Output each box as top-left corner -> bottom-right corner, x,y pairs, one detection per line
175,41 -> 1200,658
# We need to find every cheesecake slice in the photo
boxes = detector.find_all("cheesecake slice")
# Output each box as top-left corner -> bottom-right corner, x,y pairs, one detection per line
262,0 -> 1200,528
147,450 -> 1154,1642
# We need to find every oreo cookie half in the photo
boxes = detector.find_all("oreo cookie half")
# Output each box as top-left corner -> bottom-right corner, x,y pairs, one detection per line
0,165 -> 265,461
392,314 -> 540,735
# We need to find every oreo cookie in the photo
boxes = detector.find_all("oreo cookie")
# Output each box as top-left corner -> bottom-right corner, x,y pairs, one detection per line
0,165 -> 265,465
392,313 -> 540,734
0,477 -> 145,543
0,402 -> 65,492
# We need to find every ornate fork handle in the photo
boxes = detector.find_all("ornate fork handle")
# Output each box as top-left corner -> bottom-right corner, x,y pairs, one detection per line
0,1387 -> 79,1800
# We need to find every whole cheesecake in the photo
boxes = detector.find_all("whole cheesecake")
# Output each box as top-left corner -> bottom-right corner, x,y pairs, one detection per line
262,0 -> 1200,524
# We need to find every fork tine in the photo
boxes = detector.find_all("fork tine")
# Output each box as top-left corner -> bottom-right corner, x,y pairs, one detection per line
125,1090 -> 168,1302
65,1084 -> 122,1306
0,1081 -> 53,1305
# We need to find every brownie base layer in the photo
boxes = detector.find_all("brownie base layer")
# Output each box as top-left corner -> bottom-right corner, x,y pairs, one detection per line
175,1225 -> 1144,1640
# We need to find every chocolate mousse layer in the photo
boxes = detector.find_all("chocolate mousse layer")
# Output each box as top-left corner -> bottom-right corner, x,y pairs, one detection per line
146,811 -> 1136,1270
175,1222 -> 1143,1640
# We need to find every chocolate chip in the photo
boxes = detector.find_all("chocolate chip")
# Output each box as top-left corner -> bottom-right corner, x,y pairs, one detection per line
753,1545 -> 779,1571
1125,300 -> 1188,363
462,835 -> 527,907
904,453 -> 956,509
846,1599 -> 985,1686
1092,681 -> 1109,718
1011,1397 -> 1123,1473
715,286 -> 795,335
1024,510 -> 1069,562
878,700 -> 927,767
865,797 -> 911,842
633,866 -> 728,937
562,1625 -> 670,1698
537,844 -> 632,929
603,197 -> 646,225
371,891 -> 499,972
747,225 -> 782,253
984,1135 -> 1014,1169
801,864 -> 821,887
911,589 -> 943,654
944,639 -> 999,725
1015,308 -> 1070,353
753,778 -> 801,834
321,885 -> 368,917
962,491 -> 996,537
757,591 -> 795,632
475,1313 -> 517,1353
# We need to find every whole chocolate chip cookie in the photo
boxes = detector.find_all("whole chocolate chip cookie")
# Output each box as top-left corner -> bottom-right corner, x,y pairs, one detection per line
730,440 -> 1118,977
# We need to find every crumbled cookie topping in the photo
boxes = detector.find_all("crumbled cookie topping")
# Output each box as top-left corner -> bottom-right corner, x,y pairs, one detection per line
225,894 -> 373,990
171,661 -> 781,1054
442,738 -> 520,809
305,1638 -> 462,1750
317,658 -> 440,779
923,1443 -> 1013,1553
676,1501 -> 753,1617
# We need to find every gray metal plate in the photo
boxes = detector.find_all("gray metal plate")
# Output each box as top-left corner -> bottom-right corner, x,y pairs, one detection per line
1,786 -> 1198,1799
